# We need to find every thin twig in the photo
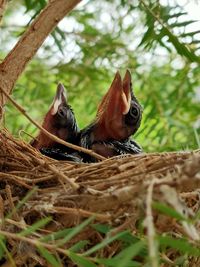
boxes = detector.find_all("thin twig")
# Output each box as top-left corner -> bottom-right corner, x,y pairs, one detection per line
0,229 -> 70,256
5,185 -> 20,221
145,178 -> 159,267
0,195 -> 4,224
0,0 -> 7,24
47,163 -> 78,191
51,206 -> 111,221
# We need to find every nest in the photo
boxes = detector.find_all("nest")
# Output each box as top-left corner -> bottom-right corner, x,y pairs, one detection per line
1,128 -> 200,266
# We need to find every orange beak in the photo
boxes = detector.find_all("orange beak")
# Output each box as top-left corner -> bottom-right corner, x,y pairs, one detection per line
95,70 -> 132,140
122,69 -> 132,114
51,83 -> 67,115
98,71 -> 131,118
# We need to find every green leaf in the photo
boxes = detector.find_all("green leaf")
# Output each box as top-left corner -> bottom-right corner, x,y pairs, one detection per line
159,236 -> 200,256
39,0 -> 46,8
69,251 -> 97,267
57,216 -> 95,247
83,230 -> 129,256
51,31 -> 64,54
117,232 -> 141,246
168,12 -> 187,19
37,245 -> 62,267
16,186 -> 38,210
141,2 -> 200,63
170,20 -> 197,28
55,26 -> 66,41
0,235 -> 6,260
0,235 -> 16,266
139,27 -> 155,47
152,202 -> 186,221
6,187 -> 38,220
97,258 -> 141,267
40,228 -> 72,242
92,223 -> 111,234
162,28 -> 200,63
69,240 -> 89,252
115,241 -> 145,267
180,30 -> 200,38
24,0 -> 32,10
18,217 -> 52,237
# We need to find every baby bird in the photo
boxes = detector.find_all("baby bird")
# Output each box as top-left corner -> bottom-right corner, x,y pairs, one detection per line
31,83 -> 81,162
79,70 -> 142,162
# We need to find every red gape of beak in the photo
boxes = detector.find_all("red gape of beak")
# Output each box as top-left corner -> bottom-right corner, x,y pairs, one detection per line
94,70 -> 132,141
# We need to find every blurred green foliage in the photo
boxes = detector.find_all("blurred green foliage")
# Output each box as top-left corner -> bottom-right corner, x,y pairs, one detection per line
1,0 -> 200,152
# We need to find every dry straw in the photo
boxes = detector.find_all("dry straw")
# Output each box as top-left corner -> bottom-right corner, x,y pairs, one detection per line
0,129 -> 200,229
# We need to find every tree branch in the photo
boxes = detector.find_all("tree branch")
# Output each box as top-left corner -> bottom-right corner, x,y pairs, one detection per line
0,0 -> 82,118
0,0 -> 7,25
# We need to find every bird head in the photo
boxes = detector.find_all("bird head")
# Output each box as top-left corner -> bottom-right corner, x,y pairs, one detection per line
94,70 -> 142,141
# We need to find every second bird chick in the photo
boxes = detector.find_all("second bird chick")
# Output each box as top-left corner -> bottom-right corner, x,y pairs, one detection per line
31,83 -> 81,162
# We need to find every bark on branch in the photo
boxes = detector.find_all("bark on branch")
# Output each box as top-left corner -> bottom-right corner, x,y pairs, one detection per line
0,0 -> 7,25
0,0 -> 82,119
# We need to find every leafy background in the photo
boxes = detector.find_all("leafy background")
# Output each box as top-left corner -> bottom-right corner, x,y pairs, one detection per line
1,0 -> 200,152
1,1 -> 200,266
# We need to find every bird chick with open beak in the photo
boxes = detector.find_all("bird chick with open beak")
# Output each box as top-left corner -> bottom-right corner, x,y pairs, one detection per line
80,70 -> 142,161
31,83 -> 81,162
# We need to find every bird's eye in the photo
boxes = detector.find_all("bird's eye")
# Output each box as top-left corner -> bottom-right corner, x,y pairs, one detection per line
58,107 -> 67,118
130,105 -> 139,119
